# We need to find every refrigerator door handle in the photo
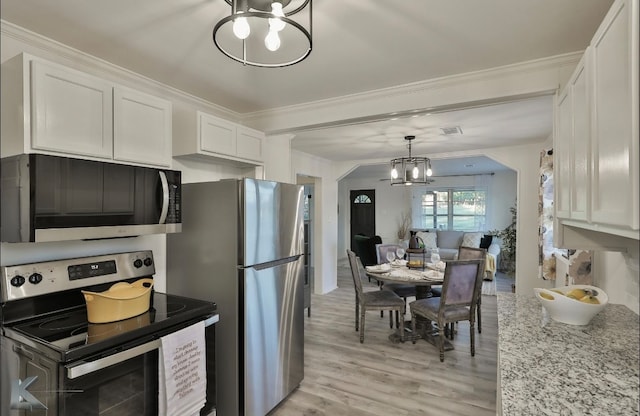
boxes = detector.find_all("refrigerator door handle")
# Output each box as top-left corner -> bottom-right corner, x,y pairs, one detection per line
248,255 -> 302,271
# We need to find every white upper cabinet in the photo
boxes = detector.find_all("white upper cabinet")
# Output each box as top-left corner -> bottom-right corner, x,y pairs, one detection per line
570,56 -> 590,222
236,126 -> 264,161
173,110 -> 264,166
554,0 -> 639,243
31,60 -> 113,159
555,82 -> 573,220
113,86 -> 172,166
199,112 -> 237,156
1,53 -> 172,167
589,0 -> 638,230
555,52 -> 590,221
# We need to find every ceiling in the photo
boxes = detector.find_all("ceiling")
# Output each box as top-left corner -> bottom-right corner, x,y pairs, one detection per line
0,0 -> 613,177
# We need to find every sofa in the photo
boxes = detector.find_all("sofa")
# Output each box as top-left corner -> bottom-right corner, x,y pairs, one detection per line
410,229 -> 501,279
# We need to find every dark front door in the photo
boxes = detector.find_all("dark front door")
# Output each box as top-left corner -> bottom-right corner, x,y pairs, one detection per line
350,189 -> 376,250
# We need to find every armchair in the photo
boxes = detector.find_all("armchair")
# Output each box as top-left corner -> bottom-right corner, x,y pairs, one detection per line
352,234 -> 382,267
353,234 -> 382,282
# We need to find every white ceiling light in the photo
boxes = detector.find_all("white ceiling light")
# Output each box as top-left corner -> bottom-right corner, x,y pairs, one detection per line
213,0 -> 312,68
389,136 -> 433,186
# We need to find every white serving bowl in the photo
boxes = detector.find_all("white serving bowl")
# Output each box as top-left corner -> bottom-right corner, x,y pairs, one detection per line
533,285 -> 608,326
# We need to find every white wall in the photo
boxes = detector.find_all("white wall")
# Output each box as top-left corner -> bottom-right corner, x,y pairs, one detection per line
263,134 -> 294,184
594,242 -> 640,314
291,151 -> 339,295
338,170 -> 517,250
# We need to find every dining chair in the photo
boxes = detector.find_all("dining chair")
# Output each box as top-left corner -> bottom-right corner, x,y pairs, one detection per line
409,259 -> 484,362
375,243 -> 417,326
346,250 -> 405,343
457,246 -> 487,334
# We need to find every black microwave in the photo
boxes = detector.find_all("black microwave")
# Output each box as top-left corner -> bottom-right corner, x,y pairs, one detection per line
1,154 -> 181,242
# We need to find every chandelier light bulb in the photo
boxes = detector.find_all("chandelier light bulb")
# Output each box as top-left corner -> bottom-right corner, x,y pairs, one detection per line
391,166 -> 398,179
412,165 -> 419,179
269,2 -> 286,32
426,166 -> 433,177
232,13 -> 250,39
265,29 -> 281,51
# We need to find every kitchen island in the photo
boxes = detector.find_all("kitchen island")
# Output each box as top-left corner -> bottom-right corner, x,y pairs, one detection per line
497,292 -> 639,415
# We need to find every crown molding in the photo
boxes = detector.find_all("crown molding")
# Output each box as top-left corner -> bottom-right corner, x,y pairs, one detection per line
243,52 -> 582,132
1,20 -> 239,121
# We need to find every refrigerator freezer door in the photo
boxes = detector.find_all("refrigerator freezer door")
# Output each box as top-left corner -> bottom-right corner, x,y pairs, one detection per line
243,179 -> 304,267
243,256 -> 304,416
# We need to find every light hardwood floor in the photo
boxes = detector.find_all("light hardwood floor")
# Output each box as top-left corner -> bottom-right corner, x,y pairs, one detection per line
272,261 -> 505,416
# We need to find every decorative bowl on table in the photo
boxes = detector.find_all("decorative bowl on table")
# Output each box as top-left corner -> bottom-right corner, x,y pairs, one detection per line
533,285 -> 608,326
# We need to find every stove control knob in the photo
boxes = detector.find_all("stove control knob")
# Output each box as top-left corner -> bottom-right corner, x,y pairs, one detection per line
28,273 -> 43,284
133,259 -> 143,268
10,275 -> 25,287
143,257 -> 153,267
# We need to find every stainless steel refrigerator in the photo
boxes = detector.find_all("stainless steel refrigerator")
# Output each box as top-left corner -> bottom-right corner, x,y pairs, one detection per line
166,178 -> 304,416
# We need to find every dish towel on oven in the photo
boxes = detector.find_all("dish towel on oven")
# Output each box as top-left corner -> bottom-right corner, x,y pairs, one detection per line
159,320 -> 206,416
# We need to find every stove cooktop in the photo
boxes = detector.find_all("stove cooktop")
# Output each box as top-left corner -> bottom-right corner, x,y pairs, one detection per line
4,292 -> 216,363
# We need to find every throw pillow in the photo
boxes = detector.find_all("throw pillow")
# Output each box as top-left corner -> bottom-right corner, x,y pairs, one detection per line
479,234 -> 493,249
461,232 -> 482,248
416,231 -> 437,249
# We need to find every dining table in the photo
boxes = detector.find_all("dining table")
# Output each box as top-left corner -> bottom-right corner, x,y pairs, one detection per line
365,263 -> 454,350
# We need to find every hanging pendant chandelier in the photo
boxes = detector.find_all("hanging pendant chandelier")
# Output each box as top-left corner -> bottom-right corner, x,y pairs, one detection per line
213,0 -> 312,68
390,136 -> 433,186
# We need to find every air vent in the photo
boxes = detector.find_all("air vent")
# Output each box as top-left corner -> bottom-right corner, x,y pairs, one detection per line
441,126 -> 463,135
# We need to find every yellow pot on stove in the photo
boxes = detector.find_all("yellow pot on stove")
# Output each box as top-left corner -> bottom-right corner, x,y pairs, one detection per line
82,278 -> 154,323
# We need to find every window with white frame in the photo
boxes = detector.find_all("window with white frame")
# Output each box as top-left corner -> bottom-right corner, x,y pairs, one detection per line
420,189 -> 487,231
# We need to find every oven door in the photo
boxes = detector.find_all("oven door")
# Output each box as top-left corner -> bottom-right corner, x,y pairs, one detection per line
61,315 -> 217,416
63,346 -> 158,416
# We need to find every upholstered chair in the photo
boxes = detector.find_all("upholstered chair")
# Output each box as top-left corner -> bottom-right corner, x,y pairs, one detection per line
409,259 -> 484,362
457,246 -> 487,333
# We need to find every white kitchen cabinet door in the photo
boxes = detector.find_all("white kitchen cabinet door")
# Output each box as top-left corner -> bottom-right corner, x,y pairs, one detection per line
31,60 -> 113,159
589,0 -> 639,230
554,87 -> 572,220
113,86 -> 172,167
569,54 -> 590,221
236,126 -> 264,162
555,52 -> 590,222
199,112 -> 237,156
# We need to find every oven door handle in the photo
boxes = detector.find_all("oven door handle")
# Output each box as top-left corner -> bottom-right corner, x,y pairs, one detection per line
66,314 -> 219,379
67,339 -> 160,379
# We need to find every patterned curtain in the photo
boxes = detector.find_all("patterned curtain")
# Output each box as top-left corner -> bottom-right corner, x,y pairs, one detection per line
538,148 -> 593,283
538,149 -> 556,279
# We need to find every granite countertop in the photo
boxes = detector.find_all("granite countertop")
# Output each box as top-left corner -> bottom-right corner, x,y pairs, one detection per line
497,293 -> 639,416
